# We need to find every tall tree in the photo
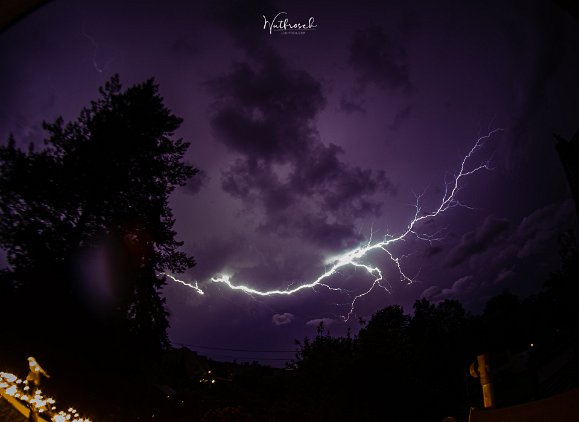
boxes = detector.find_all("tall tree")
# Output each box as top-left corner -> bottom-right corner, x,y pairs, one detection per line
0,75 -> 196,355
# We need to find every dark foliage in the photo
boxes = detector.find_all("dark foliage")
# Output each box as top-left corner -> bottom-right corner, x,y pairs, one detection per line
1,75 -> 577,420
289,234 -> 579,421
0,75 -> 196,365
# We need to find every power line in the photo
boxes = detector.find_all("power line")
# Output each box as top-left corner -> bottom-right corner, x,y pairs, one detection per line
174,342 -> 296,354
208,354 -> 292,362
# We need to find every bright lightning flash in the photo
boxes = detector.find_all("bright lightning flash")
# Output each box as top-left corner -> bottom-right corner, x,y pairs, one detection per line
163,273 -> 204,295
164,129 -> 503,321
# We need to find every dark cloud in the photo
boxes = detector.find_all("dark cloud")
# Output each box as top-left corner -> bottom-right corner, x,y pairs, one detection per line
433,201 -> 574,301
492,245 -> 518,265
420,285 -> 441,300
182,169 -> 208,195
221,158 -> 294,212
389,104 -> 413,131
306,317 -> 335,327
272,312 -> 294,326
489,200 -> 574,264
210,50 -> 394,250
291,142 -> 392,215
437,275 -> 475,299
171,34 -> 200,59
208,0 -> 276,52
445,216 -> 510,267
339,92 -> 365,114
507,3 -> 567,160
495,267 -> 515,283
185,235 -> 247,282
421,276 -> 479,302
424,245 -> 443,257
209,52 -> 324,160
349,26 -> 410,91
297,214 -> 363,250
514,200 -> 574,258
0,248 -> 7,269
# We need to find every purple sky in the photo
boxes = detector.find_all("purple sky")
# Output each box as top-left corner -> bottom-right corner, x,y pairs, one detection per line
1,0 -> 578,365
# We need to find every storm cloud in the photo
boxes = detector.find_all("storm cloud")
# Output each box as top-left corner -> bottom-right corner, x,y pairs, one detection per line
445,216 -> 511,267
210,50 -> 394,250
272,312 -> 294,326
349,26 -> 410,91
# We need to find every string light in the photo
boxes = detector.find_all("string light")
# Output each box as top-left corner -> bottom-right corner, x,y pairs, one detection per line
0,371 -> 91,422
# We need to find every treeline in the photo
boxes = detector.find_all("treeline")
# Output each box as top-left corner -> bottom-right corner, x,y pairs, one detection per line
285,231 -> 579,421
0,76 -> 196,402
141,233 -> 579,422
1,75 -> 577,420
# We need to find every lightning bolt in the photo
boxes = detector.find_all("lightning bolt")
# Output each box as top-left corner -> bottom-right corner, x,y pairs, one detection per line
81,24 -> 104,74
165,128 -> 503,321
163,273 -> 204,295
81,22 -> 115,74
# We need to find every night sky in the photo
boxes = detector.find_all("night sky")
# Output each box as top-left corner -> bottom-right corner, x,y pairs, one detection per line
1,0 -> 578,366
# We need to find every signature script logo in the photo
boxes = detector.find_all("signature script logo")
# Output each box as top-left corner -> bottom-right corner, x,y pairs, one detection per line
263,12 -> 317,35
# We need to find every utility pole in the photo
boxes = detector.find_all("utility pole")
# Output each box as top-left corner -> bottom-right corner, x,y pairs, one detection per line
470,353 -> 495,408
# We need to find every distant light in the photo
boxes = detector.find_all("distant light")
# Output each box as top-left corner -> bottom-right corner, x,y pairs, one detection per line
530,343 -> 534,348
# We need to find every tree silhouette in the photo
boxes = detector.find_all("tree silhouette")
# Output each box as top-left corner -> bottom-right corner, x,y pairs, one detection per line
293,302 -> 477,421
0,75 -> 196,357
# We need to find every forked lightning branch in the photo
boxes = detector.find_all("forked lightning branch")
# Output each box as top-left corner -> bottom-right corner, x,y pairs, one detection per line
163,128 -> 503,320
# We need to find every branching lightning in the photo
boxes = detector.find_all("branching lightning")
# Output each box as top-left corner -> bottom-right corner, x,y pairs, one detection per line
81,23 -> 115,74
163,273 -> 204,295
164,129 -> 503,321
81,25 -> 104,73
